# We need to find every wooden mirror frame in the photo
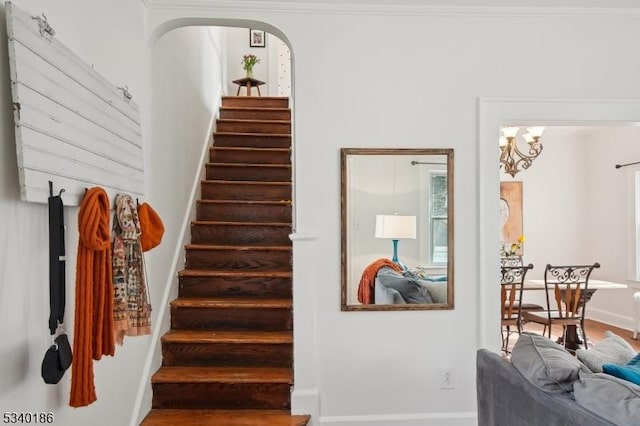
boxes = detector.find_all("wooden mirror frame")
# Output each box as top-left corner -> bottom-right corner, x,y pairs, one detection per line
340,148 -> 454,311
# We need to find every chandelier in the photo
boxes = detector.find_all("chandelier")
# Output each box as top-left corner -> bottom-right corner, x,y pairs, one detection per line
499,126 -> 545,177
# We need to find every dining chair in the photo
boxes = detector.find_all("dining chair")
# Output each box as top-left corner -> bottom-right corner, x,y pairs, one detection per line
522,263 -> 600,351
500,263 -> 534,353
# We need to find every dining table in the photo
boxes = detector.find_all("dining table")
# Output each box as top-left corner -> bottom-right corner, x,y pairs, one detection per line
522,279 -> 628,350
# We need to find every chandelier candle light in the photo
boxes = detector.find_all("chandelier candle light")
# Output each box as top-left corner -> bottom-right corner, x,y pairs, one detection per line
499,126 -> 545,177
375,214 -> 417,269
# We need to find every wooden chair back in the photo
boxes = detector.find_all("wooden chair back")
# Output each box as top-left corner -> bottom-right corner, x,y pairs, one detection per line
543,263 -> 601,319
500,263 -> 534,321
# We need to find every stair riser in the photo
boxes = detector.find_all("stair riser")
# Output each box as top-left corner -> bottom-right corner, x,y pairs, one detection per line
152,382 -> 291,409
162,343 -> 293,367
179,275 -> 292,299
210,149 -> 290,165
220,109 -> 291,121
217,121 -> 291,134
171,307 -> 293,331
196,202 -> 292,223
191,224 -> 292,246
185,248 -> 291,271
206,165 -> 291,182
214,134 -> 291,149
201,182 -> 291,201
222,97 -> 289,108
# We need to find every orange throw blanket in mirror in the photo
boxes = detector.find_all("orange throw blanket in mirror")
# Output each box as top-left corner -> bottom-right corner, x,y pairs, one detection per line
357,258 -> 403,304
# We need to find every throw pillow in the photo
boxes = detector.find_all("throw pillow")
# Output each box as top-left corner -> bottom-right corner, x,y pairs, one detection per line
418,280 -> 448,304
576,330 -> 636,373
510,332 -> 583,394
574,373 -> 640,425
376,268 -> 433,304
603,352 -> 640,386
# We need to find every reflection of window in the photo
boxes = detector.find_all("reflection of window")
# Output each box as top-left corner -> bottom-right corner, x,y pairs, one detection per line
430,172 -> 448,265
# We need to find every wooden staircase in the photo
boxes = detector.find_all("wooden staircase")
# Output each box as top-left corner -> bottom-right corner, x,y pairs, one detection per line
141,96 -> 309,426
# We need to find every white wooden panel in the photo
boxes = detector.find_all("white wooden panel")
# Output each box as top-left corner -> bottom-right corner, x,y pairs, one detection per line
6,2 -> 144,206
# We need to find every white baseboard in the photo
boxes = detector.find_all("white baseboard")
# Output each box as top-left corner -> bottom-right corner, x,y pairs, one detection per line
588,307 -> 634,332
319,412 -> 476,426
292,388 -> 320,426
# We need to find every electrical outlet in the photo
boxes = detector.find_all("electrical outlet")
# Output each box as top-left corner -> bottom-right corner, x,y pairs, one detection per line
439,367 -> 455,389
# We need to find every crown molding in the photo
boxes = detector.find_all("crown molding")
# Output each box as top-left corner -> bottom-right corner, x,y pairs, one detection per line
143,0 -> 640,17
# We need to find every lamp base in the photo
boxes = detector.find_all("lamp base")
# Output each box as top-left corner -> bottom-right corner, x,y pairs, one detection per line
391,240 -> 408,271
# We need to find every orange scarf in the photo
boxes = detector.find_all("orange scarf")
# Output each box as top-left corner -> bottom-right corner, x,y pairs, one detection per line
357,258 -> 403,304
70,188 -> 115,407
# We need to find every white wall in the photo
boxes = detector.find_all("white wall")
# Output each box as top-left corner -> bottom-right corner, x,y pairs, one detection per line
136,25 -> 226,421
225,27 -> 276,96
146,5 -> 640,426
584,127 -> 640,329
0,1 -> 148,425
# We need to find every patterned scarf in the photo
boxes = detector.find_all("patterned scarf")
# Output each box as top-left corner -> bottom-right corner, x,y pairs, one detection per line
112,194 -> 151,345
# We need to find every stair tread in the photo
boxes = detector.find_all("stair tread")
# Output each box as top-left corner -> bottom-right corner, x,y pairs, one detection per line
171,297 -> 292,309
162,330 -> 292,344
213,131 -> 291,137
222,95 -> 289,100
197,199 -> 291,205
152,366 -> 293,384
179,269 -> 292,278
210,146 -> 290,152
185,244 -> 292,251
207,162 -> 291,168
202,179 -> 291,186
220,106 -> 291,111
143,409 -> 309,426
192,220 -> 291,227
218,119 -> 291,124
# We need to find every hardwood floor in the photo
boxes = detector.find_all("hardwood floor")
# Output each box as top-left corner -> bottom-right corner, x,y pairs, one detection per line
503,319 -> 640,354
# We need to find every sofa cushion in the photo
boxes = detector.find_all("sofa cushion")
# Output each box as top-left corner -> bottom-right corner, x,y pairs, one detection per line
603,352 -> 640,386
511,332 -> 583,394
574,373 -> 640,425
418,280 -> 447,303
376,268 -> 432,304
576,331 -> 636,373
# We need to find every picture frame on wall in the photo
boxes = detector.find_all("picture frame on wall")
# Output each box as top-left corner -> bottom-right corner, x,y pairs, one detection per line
500,181 -> 523,255
249,29 -> 266,47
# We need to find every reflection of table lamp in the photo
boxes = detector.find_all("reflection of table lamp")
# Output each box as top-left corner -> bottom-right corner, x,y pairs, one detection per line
375,214 -> 417,267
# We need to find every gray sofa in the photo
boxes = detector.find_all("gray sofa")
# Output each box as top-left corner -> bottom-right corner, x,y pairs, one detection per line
373,267 -> 447,304
476,349 -> 616,426
477,331 -> 640,426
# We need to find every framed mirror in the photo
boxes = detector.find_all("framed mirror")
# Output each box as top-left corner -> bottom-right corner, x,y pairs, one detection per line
341,148 -> 454,311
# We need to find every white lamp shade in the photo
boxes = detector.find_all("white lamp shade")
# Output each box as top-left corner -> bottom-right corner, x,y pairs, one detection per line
375,215 -> 417,239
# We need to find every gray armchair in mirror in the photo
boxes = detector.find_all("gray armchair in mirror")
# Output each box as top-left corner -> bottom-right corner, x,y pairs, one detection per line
341,148 -> 454,311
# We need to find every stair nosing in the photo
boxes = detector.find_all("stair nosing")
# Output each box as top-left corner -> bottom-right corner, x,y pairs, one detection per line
171,297 -> 292,307
191,220 -> 291,226
185,243 -> 292,250
206,162 -> 291,168
217,118 -> 290,124
220,106 -> 290,111
213,131 -> 291,137
210,146 -> 291,152
151,366 -> 293,384
202,179 -> 291,185
161,330 -> 293,344
179,269 -> 292,277
197,199 -> 291,205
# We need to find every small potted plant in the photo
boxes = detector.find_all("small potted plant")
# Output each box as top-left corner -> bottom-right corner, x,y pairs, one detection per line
241,54 -> 260,78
